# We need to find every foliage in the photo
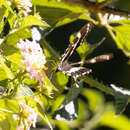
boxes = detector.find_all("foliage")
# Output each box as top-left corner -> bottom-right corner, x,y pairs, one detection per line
0,0 -> 130,129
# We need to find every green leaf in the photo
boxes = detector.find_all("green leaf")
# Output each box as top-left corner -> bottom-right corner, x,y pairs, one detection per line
111,84 -> 129,115
0,99 -> 20,113
113,24 -> 130,57
0,67 -> 8,80
1,15 -> 49,47
15,85 -> 34,98
0,111 -> 17,130
0,0 -> 14,14
2,29 -> 31,47
100,112 -> 130,130
77,38 -> 105,61
54,121 -> 70,130
56,72 -> 68,86
0,29 -> 31,67
0,56 -> 14,80
32,0 -> 85,13
82,89 -> 104,112
42,75 -> 57,97
0,6 -> 5,23
6,53 -> 25,68
32,0 -> 93,26
20,15 -> 49,29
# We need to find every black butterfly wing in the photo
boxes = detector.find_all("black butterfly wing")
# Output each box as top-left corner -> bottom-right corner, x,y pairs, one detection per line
84,53 -> 113,64
67,66 -> 92,78
66,66 -> 92,87
60,22 -> 93,64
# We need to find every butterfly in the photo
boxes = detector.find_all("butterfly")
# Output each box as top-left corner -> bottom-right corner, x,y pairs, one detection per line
58,22 -> 113,87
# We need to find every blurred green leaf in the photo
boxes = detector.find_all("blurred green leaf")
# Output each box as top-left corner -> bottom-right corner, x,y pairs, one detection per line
100,112 -> 130,130
78,99 -> 90,121
0,99 -> 19,113
82,89 -> 104,113
1,15 -> 49,48
56,72 -> 68,86
0,112 -> 10,130
54,120 -> 71,130
51,95 -> 65,113
113,24 -> 130,57
0,111 -> 17,130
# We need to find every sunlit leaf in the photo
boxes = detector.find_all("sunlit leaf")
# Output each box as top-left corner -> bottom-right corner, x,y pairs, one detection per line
113,24 -> 130,57
0,99 -> 20,113
0,0 -> 14,13
82,89 -> 104,112
0,56 -> 14,80
20,15 -> 49,29
32,0 -> 93,26
42,75 -> 57,97
0,67 -> 8,80
0,29 -> 31,68
0,111 -> 17,130
56,72 -> 68,86
77,38 -> 105,61
32,0 -> 85,13
0,6 -> 5,23
15,85 -> 34,98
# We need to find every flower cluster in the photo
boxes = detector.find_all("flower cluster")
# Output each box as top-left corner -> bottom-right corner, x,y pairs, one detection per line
17,39 -> 47,85
9,0 -> 32,16
13,101 -> 38,130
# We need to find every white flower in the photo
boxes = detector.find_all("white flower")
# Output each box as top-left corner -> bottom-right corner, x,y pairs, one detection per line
17,39 -> 47,85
